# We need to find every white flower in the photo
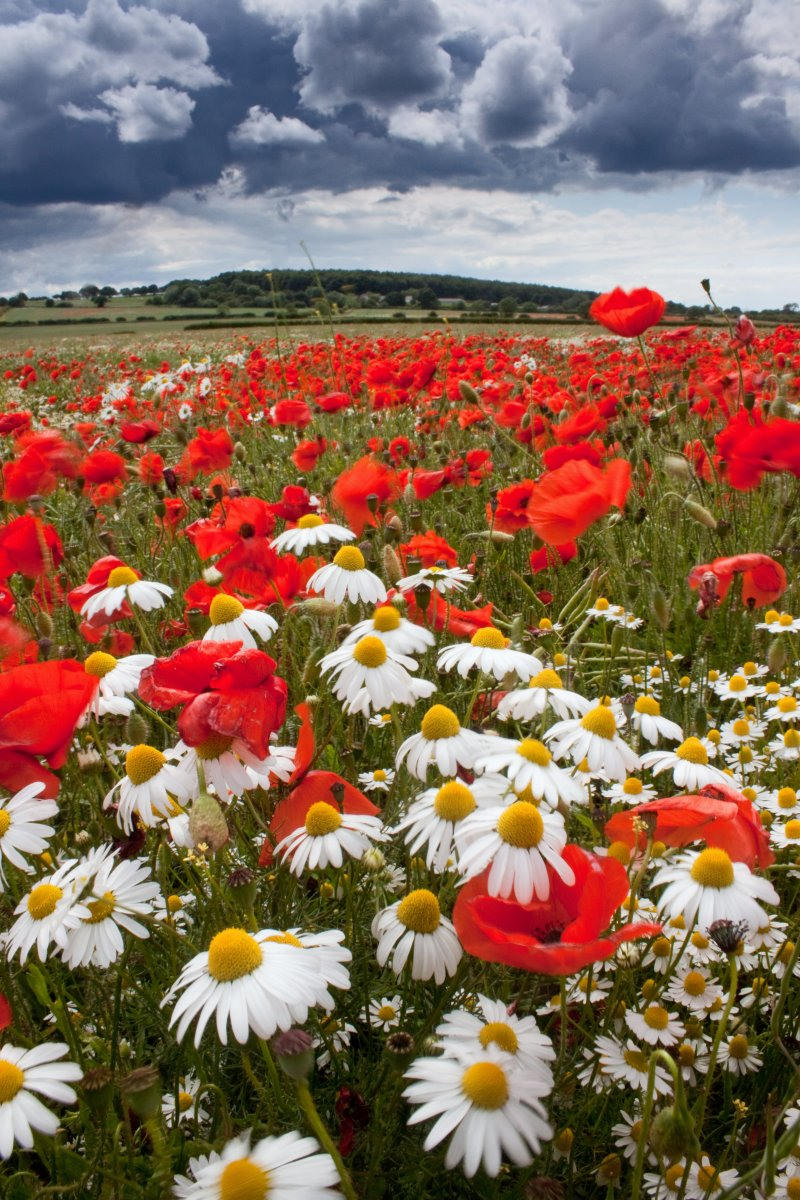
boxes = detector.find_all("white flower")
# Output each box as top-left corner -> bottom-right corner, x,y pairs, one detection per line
343,604 -> 435,656
318,636 -> 434,716
271,514 -> 355,555
372,889 -> 462,984
0,1042 -> 82,1159
104,744 -> 192,833
82,650 -> 155,719
163,926 -> 338,1047
403,1045 -> 551,1178
436,996 -> 555,1086
358,768 -> 395,793
764,694 -> 800,723
630,695 -> 683,745
624,1003 -> 684,1046
437,626 -> 542,683
202,593 -> 278,649
395,704 -> 488,781
80,564 -> 172,621
545,704 -> 641,783
603,776 -> 658,806
712,673 -> 762,702
162,1072 -> 209,1128
5,861 -> 89,963
497,667 -> 590,722
0,782 -> 58,889
455,800 -> 574,904
306,546 -> 387,606
593,1036 -> 672,1095
771,817 -> 800,852
665,966 -> 723,1014
718,1031 -> 762,1075
640,739 -> 731,791
168,736 -> 271,802
474,737 -> 585,808
396,564 -> 473,595
172,1129 -> 341,1199
756,609 -> 800,633
651,847 -> 779,932
365,995 -> 404,1030
392,776 -> 505,873
275,801 -> 386,875
60,848 -> 160,970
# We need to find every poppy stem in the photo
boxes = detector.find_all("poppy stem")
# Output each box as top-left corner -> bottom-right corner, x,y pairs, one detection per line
636,334 -> 665,407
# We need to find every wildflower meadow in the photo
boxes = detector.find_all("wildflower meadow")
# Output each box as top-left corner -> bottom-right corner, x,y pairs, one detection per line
1,286 -> 800,1199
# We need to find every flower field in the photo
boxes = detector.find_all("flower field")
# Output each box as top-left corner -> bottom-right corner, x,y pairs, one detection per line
0,290 -> 799,1198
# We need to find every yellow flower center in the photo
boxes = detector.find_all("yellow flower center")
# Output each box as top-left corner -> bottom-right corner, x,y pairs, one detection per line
779,940 -> 795,965
373,770 -> 387,782
209,594 -> 245,625
732,719 -> 750,736
788,1178 -> 800,1200
479,1021 -> 519,1054
353,636 -> 388,668
779,613 -> 794,627
167,895 -> 184,914
594,597 -> 610,610
304,801 -> 343,837
554,1128 -> 574,1153
433,780 -> 476,822
0,1061 -> 25,1104
86,891 -> 116,924
683,970 -> 707,997
264,932 -> 304,947
297,513 -> 324,529
728,674 -> 747,692
738,746 -> 754,764
690,848 -> 734,888
372,605 -> 401,631
516,738 -> 552,766
84,650 -> 118,677
676,737 -> 708,764
785,730 -> 800,749
496,801 -> 544,848
125,744 -> 166,785
727,1034 -> 749,1060
107,566 -> 138,587
665,1164 -> 686,1190
580,705 -> 617,739
677,1043 -> 696,1067
765,609 -> 780,623
460,1061 -> 509,1110
178,1091 -> 194,1112
219,1158 -> 271,1200
623,1049 -> 648,1072
652,937 -> 672,958
196,733 -> 234,760
470,626 -> 508,648
396,888 -> 441,934
207,928 -> 263,982
778,697 -> 798,714
376,1004 -> 397,1022
0,810 -> 10,839
553,652 -> 567,667
333,546 -> 365,572
530,668 -> 562,689
623,778 -> 643,795
538,617 -> 553,630
27,882 -> 63,920
420,704 -> 460,740
643,1004 -> 669,1030
708,670 -> 720,682
608,841 -> 631,864
635,695 -> 661,716
691,931 -> 709,949
785,819 -> 800,840
707,729 -> 720,744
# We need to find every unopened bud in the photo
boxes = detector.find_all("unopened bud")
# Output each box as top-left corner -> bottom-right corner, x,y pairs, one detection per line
124,711 -> 149,745
663,454 -> 690,484
649,1103 -> 698,1160
458,380 -> 481,405
188,792 -> 229,852
300,598 -> 339,616
768,638 -> 788,675
733,315 -> 756,346
234,441 -> 247,460
119,1065 -> 161,1121
382,545 -> 403,585
272,1028 -> 315,1080
651,587 -> 671,630
684,499 -> 717,529
770,394 -> 790,420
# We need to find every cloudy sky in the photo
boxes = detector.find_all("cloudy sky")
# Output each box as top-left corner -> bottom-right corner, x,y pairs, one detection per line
1,0 -> 799,306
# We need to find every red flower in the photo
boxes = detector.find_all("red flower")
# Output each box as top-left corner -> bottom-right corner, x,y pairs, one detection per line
453,845 -> 661,975
316,391 -> 352,413
687,553 -> 786,611
120,419 -> 160,443
139,640 -> 287,759
527,458 -> 632,545
330,456 -> 400,535
0,515 -> 64,580
405,590 -> 494,637
292,437 -> 328,472
589,287 -> 666,337
493,480 -> 536,533
0,993 -> 11,1031
80,449 -> 127,485
272,398 -> 313,429
0,660 -> 98,796
186,427 -> 234,475
605,783 -> 773,870
529,541 -> 577,573
399,532 -> 458,569
715,414 -> 800,491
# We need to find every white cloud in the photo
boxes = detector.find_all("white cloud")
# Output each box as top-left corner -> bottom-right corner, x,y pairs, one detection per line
98,84 -> 196,143
459,33 -> 572,146
385,106 -> 462,146
230,106 -> 324,146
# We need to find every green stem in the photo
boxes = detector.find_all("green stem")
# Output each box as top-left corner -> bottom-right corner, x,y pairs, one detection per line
295,1078 -> 359,1200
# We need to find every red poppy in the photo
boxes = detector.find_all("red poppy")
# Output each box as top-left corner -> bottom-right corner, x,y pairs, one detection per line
0,515 -> 64,580
0,993 -> 11,1031
405,590 -> 494,637
605,782 -> 773,870
529,541 -> 577,573
687,553 -> 786,611
0,617 -> 37,670
292,437 -> 328,472
526,458 -> 632,545
272,398 -> 313,429
715,414 -> 800,491
330,456 -> 400,535
0,660 -> 98,796
186,427 -> 234,475
80,449 -> 128,485
589,287 -> 666,337
139,639 -> 287,759
453,845 -> 661,975
399,532 -> 458,569
120,419 -> 160,443
492,480 -> 536,533
316,391 -> 352,413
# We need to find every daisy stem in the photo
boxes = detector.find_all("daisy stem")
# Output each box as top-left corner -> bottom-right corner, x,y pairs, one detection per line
294,1077 -> 359,1200
630,1049 -> 685,1200
258,1038 -> 284,1104
694,954 -> 739,1132
128,603 -> 156,655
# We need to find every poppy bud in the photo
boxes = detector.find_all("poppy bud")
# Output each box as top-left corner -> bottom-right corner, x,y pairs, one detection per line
35,611 -> 53,638
651,587 -> 671,630
743,391 -> 756,411
684,499 -> 717,529
80,1066 -> 114,1116
120,1065 -> 161,1121
649,1102 -> 697,1160
382,545 -> 403,584
188,792 -> 229,853
459,381 -> 481,405
124,712 -> 149,745
234,441 -> 246,460
768,637 -> 788,674
733,315 -> 756,345
272,1028 -> 314,1081
693,704 -> 708,736
700,278 -> 711,295
663,455 -> 690,484
770,394 -> 790,419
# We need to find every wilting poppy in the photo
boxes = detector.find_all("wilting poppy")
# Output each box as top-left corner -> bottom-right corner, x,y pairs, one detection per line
687,553 -> 786,611
589,287 -> 666,337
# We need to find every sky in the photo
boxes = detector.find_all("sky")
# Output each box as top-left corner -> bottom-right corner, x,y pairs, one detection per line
1,0 -> 799,307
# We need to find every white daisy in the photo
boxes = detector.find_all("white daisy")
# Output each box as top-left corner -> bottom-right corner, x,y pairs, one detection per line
455,799 -> 574,904
756,609 -> 800,633
83,650 -> 155,718
545,703 -> 641,783
306,546 -> 387,606
713,673 -> 762,703
163,926 -> 338,1047
496,666 -> 591,722
81,564 -> 173,621
314,1014 -> 356,1068
436,996 -> 555,1085
168,736 -> 271,801
603,776 -> 658,806
473,737 -> 585,808
343,603 -> 435,656
665,967 -> 723,1014
403,1045 -> 551,1178
358,768 -> 395,793
640,739 -> 731,791
275,801 -> 386,875
392,776 -> 506,874
60,848 -> 160,970
162,1072 -> 210,1128
318,636 -> 434,716
372,888 -> 462,984
280,927 -> 352,997
0,782 -> 58,889
651,847 -> 779,932
718,1030 -> 763,1075
271,513 -> 355,556
104,743 -> 192,833
624,1003 -> 684,1046
764,694 -> 800,723
769,729 -> 800,761
630,695 -> 684,745
5,860 -> 89,963
395,704 -> 487,781
0,1042 -> 82,1159
172,1129 -> 340,1199
719,716 -> 766,747
436,626 -> 542,683
395,564 -> 473,595
770,817 -> 800,852
202,593 -> 278,649
365,995 -> 404,1030
593,1036 -> 672,1095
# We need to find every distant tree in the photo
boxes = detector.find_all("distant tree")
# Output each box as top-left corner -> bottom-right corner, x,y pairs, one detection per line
497,296 -> 518,317
417,287 -> 438,309
45,298 -> 55,308
783,303 -> 799,313
92,294 -> 108,307
8,293 -> 27,308
79,285 -> 100,299
100,286 -> 117,298
383,290 -> 407,307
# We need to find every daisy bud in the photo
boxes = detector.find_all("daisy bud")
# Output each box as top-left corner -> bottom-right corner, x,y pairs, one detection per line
124,712 -> 150,745
768,637 -> 788,675
649,1102 -> 698,1161
596,1154 -> 621,1185
684,499 -> 717,529
272,1028 -> 315,1080
362,847 -> 386,872
663,454 -> 690,483
651,587 -> 671,630
120,1065 -> 161,1121
382,544 -> 403,584
188,792 -> 229,853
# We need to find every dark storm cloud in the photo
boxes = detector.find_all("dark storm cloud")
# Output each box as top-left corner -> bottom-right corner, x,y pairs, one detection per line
0,0 -> 799,212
